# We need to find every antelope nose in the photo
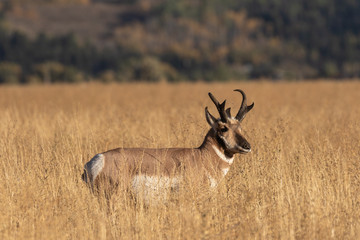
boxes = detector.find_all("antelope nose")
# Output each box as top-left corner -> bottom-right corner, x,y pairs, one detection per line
237,136 -> 251,152
242,142 -> 251,152
243,142 -> 251,150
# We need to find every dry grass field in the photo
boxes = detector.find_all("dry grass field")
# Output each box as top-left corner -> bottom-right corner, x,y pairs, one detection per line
0,81 -> 359,239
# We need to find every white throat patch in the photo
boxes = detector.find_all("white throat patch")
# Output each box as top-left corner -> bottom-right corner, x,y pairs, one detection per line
222,168 -> 230,176
211,145 -> 234,164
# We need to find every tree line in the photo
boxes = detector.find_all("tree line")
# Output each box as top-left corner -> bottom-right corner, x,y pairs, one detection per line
0,0 -> 359,84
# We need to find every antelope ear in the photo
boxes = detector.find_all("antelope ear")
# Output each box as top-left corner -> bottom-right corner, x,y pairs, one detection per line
205,107 -> 217,127
226,107 -> 231,118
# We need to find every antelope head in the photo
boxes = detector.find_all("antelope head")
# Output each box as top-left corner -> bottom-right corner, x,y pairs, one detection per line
205,89 -> 254,155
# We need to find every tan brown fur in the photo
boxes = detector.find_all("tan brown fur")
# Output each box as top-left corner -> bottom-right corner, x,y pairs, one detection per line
83,90 -> 254,196
86,128 -> 234,192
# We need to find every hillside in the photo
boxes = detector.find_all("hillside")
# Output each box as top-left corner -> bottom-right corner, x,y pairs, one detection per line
4,2 -> 125,47
0,0 -> 359,83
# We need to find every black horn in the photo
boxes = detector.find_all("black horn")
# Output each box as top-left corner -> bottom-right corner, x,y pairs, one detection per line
208,92 -> 228,122
234,89 -> 254,122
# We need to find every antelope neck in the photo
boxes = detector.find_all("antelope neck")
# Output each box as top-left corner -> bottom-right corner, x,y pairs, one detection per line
210,143 -> 234,164
200,130 -> 234,165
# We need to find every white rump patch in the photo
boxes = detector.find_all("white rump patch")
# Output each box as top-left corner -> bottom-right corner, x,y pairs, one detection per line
211,145 -> 234,164
84,154 -> 105,183
131,175 -> 180,204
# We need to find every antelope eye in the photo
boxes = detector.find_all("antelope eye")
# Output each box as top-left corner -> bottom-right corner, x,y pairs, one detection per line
220,126 -> 228,132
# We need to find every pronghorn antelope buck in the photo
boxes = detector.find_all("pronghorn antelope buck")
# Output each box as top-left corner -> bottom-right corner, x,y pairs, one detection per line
82,89 -> 254,201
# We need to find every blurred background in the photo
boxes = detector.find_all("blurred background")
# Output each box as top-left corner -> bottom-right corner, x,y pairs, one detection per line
0,0 -> 359,84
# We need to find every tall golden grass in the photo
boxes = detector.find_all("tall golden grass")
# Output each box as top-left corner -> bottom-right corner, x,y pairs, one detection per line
0,81 -> 359,239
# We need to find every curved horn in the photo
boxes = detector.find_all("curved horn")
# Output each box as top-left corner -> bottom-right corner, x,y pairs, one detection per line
205,107 -> 217,126
208,92 -> 228,122
234,89 -> 254,121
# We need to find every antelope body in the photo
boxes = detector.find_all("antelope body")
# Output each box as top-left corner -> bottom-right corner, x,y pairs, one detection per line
82,90 -> 254,200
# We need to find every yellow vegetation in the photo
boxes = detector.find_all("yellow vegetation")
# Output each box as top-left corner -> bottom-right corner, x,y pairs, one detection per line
0,81 -> 359,239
